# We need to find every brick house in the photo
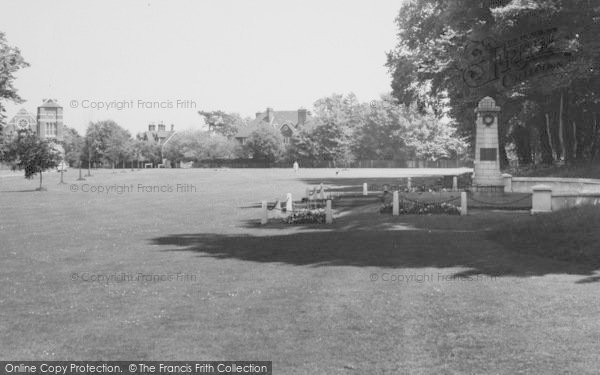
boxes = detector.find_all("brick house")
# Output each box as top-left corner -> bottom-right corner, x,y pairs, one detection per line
234,107 -> 318,146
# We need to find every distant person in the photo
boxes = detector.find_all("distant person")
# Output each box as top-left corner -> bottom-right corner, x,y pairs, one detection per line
293,161 -> 299,173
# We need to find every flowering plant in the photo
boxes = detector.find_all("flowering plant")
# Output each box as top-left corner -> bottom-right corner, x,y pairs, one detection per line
284,208 -> 327,224
380,201 -> 460,215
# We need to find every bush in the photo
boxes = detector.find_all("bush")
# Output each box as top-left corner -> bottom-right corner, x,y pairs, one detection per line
380,201 -> 461,215
284,208 -> 327,224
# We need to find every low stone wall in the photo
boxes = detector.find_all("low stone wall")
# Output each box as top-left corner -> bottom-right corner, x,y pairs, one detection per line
551,192 -> 600,211
504,175 -> 600,194
503,175 -> 600,213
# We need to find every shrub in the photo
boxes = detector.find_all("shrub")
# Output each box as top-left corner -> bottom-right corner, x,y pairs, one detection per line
284,208 -> 327,224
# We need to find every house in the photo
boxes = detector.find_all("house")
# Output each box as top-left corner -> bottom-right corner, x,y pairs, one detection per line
234,107 -> 318,146
138,121 -> 175,144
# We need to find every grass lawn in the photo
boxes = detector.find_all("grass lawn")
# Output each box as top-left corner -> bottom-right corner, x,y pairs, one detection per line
1,168 -> 599,374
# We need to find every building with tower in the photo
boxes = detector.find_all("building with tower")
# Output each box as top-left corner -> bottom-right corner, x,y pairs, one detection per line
4,99 -> 65,142
36,99 -> 64,141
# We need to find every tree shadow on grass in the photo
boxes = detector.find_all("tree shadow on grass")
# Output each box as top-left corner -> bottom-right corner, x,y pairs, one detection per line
150,213 -> 600,283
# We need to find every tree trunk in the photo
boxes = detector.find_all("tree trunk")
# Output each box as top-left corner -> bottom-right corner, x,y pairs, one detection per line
558,92 -> 566,161
545,113 -> 556,161
593,112 -> 599,160
572,121 -> 578,160
39,171 -> 43,190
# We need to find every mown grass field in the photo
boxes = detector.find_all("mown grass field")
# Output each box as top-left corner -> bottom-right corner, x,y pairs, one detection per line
1,167 -> 599,374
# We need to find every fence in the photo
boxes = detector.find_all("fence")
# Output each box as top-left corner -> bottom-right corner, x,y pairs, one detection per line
191,158 -> 473,169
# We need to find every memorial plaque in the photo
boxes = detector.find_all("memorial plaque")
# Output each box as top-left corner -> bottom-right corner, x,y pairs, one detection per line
480,148 -> 497,161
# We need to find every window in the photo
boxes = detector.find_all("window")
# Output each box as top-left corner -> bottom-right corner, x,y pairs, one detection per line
45,122 -> 57,137
283,136 -> 290,145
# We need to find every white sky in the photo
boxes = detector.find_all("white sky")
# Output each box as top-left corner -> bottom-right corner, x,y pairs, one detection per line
2,0 -> 404,135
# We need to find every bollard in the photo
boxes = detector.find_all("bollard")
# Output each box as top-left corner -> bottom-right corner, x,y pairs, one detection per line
407,177 -> 412,191
392,191 -> 399,216
460,192 -> 467,216
306,187 -> 310,200
286,193 -> 293,213
452,176 -> 458,191
261,201 -> 268,224
363,183 -> 368,196
326,199 -> 333,224
319,183 -> 325,200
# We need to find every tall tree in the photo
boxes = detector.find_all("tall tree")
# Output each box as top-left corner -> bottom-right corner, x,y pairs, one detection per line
242,126 -> 284,163
386,0 -> 600,166
60,127 -> 84,167
0,32 -> 29,134
198,111 -> 246,138
83,120 -> 132,167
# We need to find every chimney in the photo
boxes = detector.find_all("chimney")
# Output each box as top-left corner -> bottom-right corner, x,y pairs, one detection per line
298,108 -> 307,126
158,122 -> 165,132
255,112 -> 262,119
266,107 -> 274,123
170,124 -> 174,131
149,123 -> 156,132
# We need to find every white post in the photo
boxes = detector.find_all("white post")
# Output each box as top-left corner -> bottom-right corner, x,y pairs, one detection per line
392,191 -> 399,216
502,173 -> 513,193
319,183 -> 325,200
286,193 -> 293,213
261,201 -> 268,224
325,199 -> 333,224
460,192 -> 467,216
531,184 -> 552,214
363,183 -> 368,196
407,177 -> 412,191
452,176 -> 458,192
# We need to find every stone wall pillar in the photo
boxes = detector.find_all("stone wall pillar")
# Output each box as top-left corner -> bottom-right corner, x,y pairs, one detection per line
531,185 -> 552,214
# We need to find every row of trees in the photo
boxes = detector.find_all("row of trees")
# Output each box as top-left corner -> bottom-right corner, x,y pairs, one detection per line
288,93 -> 467,166
190,93 -> 468,166
386,0 -> 600,166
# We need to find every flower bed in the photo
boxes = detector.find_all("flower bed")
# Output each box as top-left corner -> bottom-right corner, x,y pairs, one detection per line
380,201 -> 460,215
284,208 -> 327,224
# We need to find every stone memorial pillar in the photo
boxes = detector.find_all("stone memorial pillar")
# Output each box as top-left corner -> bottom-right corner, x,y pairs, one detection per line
473,97 -> 503,188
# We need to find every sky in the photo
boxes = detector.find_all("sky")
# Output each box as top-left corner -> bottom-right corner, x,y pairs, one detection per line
2,0 -> 404,135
